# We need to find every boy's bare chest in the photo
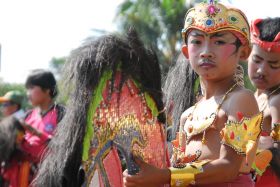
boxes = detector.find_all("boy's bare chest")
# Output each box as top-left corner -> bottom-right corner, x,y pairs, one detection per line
256,94 -> 274,132
185,129 -> 222,160
183,99 -> 227,138
183,105 -> 229,160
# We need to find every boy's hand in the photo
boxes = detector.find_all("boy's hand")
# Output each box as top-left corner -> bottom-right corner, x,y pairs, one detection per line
123,157 -> 170,187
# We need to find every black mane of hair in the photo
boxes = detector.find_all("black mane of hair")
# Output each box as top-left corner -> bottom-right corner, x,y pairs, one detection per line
0,116 -> 24,163
34,28 -> 165,187
163,54 -> 197,138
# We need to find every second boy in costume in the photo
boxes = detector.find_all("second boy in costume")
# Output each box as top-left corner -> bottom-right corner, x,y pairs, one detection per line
248,17 -> 280,187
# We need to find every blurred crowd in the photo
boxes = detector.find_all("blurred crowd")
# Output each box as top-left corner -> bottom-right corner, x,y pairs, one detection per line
0,69 -> 65,186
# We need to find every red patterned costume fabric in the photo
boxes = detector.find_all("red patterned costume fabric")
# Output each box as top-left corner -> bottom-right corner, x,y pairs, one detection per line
83,72 -> 169,186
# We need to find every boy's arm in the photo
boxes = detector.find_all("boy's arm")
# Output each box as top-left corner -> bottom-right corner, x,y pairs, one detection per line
124,91 -> 261,186
194,90 -> 260,184
269,95 -> 280,149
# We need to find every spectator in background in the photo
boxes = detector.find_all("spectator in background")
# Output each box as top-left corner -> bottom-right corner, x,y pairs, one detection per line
0,90 -> 25,120
248,17 -> 280,187
0,69 -> 65,187
22,69 -> 65,163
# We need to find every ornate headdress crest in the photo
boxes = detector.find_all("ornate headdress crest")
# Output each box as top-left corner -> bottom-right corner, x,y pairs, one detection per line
251,19 -> 280,53
182,0 -> 250,45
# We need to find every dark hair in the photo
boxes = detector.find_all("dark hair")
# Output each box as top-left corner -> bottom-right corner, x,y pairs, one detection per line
25,69 -> 58,98
257,17 -> 280,42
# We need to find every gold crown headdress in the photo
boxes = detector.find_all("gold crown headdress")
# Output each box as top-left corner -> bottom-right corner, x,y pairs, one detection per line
182,0 -> 250,45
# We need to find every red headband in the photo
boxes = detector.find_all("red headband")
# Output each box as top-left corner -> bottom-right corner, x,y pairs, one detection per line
251,19 -> 280,53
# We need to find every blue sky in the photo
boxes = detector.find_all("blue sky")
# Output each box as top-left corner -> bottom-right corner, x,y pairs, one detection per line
0,0 -> 278,83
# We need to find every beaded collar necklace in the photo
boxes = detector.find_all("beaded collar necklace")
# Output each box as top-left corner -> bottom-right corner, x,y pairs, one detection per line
266,85 -> 280,98
179,83 -> 238,151
259,85 -> 280,111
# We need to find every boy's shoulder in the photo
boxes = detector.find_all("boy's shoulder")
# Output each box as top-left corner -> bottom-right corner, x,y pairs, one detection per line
226,88 -> 259,118
228,88 -> 255,103
269,92 -> 280,106
266,92 -> 280,124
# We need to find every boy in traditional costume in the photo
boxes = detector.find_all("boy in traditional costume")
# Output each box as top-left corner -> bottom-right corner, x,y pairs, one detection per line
123,1 -> 263,186
248,17 -> 280,187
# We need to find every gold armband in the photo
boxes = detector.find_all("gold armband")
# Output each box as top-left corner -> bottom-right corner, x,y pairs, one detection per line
169,160 -> 209,187
271,123 -> 280,142
221,112 -> 263,155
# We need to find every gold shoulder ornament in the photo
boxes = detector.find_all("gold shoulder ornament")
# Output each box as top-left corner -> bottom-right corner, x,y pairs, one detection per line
220,112 -> 263,161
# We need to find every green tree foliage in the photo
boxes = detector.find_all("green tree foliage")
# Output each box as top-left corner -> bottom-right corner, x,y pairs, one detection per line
0,79 -> 26,99
49,57 -> 66,76
240,62 -> 255,91
115,0 -> 189,73
49,57 -> 68,105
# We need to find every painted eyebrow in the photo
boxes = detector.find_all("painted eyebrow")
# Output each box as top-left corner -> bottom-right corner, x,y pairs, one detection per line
253,55 -> 279,64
